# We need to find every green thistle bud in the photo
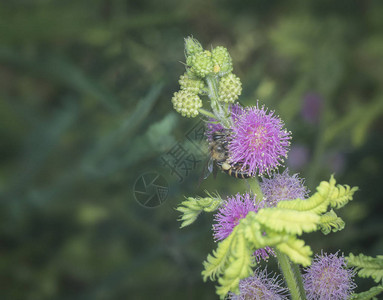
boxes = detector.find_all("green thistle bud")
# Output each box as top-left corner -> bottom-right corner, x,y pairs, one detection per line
212,46 -> 233,75
184,37 -> 203,57
218,73 -> 242,103
171,90 -> 202,118
179,73 -> 205,94
188,50 -> 214,78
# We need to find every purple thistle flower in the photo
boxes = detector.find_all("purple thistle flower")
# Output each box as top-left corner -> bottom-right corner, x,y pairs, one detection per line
261,169 -> 309,207
303,252 -> 356,300
212,193 -> 275,262
205,103 -> 244,141
213,193 -> 260,241
229,104 -> 291,176
228,267 -> 289,300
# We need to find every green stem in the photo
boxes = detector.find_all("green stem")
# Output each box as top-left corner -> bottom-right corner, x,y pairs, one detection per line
205,75 -> 231,128
291,262 -> 307,300
276,250 -> 306,300
198,108 -> 217,119
248,177 -> 264,203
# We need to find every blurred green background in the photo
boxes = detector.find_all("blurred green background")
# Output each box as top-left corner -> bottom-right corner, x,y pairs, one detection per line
1,0 -> 383,299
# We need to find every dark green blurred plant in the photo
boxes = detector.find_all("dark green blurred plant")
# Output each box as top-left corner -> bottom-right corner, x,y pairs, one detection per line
0,1 -> 383,299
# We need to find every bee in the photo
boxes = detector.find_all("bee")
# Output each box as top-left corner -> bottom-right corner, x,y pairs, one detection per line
205,130 -> 252,179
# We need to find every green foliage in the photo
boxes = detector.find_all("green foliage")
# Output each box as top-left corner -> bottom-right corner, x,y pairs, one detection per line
319,209 -> 345,235
278,175 -> 358,214
347,253 -> 383,283
200,177 -> 358,298
255,208 -> 319,235
176,194 -> 222,228
350,285 -> 383,300
277,237 -> 313,267
1,1 -> 382,299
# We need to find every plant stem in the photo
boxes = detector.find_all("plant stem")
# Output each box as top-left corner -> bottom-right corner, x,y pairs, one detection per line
276,249 -> 306,300
198,108 -> 217,119
248,177 -> 264,203
291,262 -> 307,300
205,75 -> 231,128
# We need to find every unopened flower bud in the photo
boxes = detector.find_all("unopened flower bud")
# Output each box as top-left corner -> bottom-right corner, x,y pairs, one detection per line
171,90 -> 202,118
187,50 -> 214,78
184,37 -> 203,57
212,46 -> 233,75
179,73 -> 205,94
218,73 -> 242,103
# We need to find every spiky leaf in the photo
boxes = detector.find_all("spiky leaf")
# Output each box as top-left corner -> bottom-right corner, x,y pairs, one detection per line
276,237 -> 312,266
319,209 -> 345,235
350,285 -> 383,300
255,207 -> 319,235
202,226 -> 239,281
347,253 -> 383,283
216,231 -> 253,298
177,196 -> 222,228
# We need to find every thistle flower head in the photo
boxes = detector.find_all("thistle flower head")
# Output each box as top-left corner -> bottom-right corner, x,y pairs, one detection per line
303,251 -> 356,300
228,267 -> 289,300
212,193 -> 274,262
261,169 -> 309,207
213,193 -> 260,241
229,103 -> 291,176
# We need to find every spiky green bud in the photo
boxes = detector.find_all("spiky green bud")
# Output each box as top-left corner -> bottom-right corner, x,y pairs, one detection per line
187,50 -> 214,78
179,73 -> 205,94
171,90 -> 202,118
184,37 -> 203,57
218,73 -> 242,103
212,46 -> 233,75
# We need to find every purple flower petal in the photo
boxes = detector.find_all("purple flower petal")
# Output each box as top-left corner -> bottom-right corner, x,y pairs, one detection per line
261,169 -> 309,207
229,104 -> 291,176
303,251 -> 356,300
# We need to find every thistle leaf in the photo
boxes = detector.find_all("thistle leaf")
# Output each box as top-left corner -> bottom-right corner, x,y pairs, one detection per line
318,175 -> 358,209
255,207 -> 319,235
350,285 -> 383,300
277,237 -> 312,266
202,226 -> 239,281
277,193 -> 329,214
242,212 -> 288,247
216,232 -> 253,299
277,175 -> 358,214
319,209 -> 345,235
347,253 -> 383,283
177,196 -> 222,228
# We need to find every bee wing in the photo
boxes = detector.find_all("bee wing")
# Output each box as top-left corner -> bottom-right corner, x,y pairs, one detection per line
197,158 -> 213,189
212,160 -> 218,179
204,158 -> 214,179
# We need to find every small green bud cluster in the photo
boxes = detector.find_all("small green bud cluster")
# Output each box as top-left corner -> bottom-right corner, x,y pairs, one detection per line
184,37 -> 203,57
218,73 -> 242,103
184,37 -> 233,79
187,50 -> 214,78
171,36 -> 242,118
212,46 -> 233,75
171,90 -> 202,118
179,73 -> 205,94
